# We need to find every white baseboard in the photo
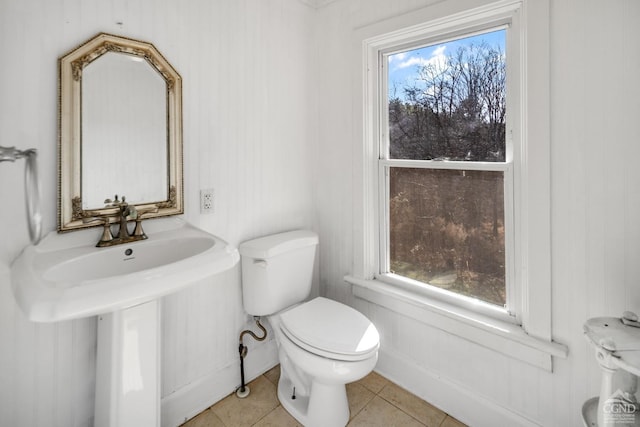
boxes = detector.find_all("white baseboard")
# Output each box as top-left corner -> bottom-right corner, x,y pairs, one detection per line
375,349 -> 541,427
160,340 -> 279,427
160,338 -> 537,427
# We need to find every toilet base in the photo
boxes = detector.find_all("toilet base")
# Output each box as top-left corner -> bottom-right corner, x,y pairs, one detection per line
277,374 -> 349,427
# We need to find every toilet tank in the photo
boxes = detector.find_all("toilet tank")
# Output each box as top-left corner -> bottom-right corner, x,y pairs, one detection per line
239,230 -> 318,316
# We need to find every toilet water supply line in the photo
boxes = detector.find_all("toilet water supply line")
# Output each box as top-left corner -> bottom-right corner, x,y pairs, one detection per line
236,316 -> 267,398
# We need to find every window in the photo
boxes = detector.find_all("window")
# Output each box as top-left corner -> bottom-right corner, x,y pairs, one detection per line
348,0 -> 568,369
380,29 -> 515,319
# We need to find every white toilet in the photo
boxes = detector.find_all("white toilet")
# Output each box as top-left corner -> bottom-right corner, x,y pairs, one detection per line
239,230 -> 380,427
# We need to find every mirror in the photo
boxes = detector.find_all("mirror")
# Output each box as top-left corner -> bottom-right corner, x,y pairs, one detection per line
58,33 -> 183,231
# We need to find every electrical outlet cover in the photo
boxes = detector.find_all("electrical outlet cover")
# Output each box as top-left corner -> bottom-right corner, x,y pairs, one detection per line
200,189 -> 214,213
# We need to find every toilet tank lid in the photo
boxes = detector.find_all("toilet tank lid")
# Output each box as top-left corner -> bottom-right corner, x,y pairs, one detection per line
239,230 -> 318,259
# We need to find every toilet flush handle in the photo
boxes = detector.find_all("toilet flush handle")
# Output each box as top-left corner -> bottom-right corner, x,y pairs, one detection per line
253,259 -> 268,268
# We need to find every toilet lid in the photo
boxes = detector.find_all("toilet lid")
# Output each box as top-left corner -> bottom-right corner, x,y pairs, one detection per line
279,297 -> 380,361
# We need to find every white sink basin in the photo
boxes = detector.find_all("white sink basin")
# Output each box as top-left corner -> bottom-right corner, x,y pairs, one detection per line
11,218 -> 239,322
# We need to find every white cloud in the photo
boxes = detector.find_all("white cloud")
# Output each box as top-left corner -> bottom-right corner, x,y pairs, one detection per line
396,56 -> 430,69
388,51 -> 407,62
393,45 -> 447,71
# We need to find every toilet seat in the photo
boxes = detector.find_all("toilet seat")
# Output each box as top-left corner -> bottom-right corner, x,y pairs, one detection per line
279,297 -> 380,361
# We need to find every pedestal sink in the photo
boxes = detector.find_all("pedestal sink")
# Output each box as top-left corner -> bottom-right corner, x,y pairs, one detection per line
11,218 -> 239,427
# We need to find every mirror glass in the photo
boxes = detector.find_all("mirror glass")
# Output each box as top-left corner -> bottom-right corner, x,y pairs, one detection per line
58,33 -> 183,231
82,51 -> 168,208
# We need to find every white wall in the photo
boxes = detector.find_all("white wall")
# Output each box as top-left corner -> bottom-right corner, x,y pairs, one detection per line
3,0 -> 640,426
315,0 -> 640,426
0,1 -> 316,426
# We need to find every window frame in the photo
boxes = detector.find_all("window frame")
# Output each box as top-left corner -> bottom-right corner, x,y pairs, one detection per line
347,0 -> 568,370
378,26 -> 517,323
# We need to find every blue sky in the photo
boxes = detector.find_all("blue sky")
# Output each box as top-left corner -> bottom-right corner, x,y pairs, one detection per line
387,29 -> 505,101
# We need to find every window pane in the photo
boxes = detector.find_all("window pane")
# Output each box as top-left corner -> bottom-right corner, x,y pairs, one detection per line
389,167 -> 506,306
387,30 -> 506,161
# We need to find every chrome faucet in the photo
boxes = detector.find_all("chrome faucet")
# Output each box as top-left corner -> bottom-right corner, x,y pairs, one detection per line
83,195 -> 158,247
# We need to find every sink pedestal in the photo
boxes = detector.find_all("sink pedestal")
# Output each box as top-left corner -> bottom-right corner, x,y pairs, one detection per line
95,300 -> 160,427
10,219 -> 240,426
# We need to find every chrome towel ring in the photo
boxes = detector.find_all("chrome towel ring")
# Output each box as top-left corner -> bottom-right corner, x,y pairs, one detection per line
0,146 -> 42,244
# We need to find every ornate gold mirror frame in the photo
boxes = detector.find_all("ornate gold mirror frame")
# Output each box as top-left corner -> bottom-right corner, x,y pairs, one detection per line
58,33 -> 183,231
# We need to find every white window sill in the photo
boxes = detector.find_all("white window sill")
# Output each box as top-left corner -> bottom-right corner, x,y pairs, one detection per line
345,275 -> 568,371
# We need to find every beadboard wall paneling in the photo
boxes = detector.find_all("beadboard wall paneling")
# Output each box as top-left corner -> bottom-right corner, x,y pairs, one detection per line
0,1 -> 316,426
4,1 -> 640,426
315,0 -> 640,426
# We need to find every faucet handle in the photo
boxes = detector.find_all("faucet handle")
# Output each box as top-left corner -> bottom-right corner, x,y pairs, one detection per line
96,221 -> 115,246
81,215 -> 115,247
131,205 -> 159,239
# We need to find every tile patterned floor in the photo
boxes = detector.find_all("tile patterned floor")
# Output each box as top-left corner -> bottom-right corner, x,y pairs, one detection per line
181,366 -> 467,427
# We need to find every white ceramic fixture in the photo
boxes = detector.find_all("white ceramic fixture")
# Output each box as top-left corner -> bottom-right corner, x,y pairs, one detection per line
11,217 -> 238,322
11,217 -> 240,427
582,313 -> 640,427
240,230 -> 380,427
